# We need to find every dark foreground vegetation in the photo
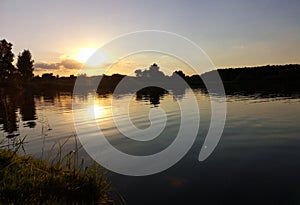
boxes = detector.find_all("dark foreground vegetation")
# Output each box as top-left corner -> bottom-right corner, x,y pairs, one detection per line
0,145 -> 124,204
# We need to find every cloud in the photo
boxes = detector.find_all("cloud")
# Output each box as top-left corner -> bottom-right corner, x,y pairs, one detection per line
60,59 -> 83,70
35,59 -> 83,71
34,62 -> 60,70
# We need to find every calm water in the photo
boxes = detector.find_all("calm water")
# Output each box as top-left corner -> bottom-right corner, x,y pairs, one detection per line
1,88 -> 300,204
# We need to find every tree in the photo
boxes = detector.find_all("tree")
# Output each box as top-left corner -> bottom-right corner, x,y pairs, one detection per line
42,73 -> 55,80
148,63 -> 164,78
134,64 -> 165,78
172,70 -> 186,79
17,49 -> 34,81
135,69 -> 142,77
0,39 -> 15,80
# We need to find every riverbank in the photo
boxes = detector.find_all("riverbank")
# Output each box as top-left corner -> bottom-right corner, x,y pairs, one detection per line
0,148 -> 123,204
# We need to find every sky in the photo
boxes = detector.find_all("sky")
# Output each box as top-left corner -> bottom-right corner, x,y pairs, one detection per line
1,0 -> 300,76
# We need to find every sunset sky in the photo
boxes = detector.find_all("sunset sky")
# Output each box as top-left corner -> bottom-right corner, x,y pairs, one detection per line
1,0 -> 300,76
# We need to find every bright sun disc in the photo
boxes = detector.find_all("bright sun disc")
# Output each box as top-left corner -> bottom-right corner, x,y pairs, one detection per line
76,48 -> 107,66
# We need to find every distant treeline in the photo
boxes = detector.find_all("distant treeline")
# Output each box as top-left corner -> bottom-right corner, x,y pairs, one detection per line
202,64 -> 300,82
199,64 -> 300,93
71,63 -> 300,94
4,63 -> 300,95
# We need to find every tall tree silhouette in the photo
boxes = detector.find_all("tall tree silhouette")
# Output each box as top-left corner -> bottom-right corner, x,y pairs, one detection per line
134,63 -> 165,78
0,39 -> 15,80
172,70 -> 186,79
17,49 -> 34,81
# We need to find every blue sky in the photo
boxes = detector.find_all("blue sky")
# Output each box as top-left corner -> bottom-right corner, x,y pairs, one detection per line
1,0 -> 300,76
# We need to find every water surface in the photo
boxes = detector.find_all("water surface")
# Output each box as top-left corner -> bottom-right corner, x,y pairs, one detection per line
1,88 -> 300,204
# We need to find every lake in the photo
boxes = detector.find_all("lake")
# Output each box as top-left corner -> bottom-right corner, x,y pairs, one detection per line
1,87 -> 300,204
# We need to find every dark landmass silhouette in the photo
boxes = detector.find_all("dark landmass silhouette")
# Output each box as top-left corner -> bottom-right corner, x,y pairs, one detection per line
200,64 -> 300,94
78,64 -> 300,95
1,64 -> 300,96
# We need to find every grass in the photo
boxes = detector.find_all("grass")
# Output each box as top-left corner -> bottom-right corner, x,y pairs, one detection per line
0,136 -> 125,204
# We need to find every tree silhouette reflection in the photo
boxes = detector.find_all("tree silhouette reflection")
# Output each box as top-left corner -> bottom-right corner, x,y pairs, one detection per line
136,86 -> 168,107
0,89 -> 36,138
0,90 -> 18,135
19,91 -> 36,128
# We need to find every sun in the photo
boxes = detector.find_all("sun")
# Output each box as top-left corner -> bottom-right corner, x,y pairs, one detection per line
76,48 -> 107,66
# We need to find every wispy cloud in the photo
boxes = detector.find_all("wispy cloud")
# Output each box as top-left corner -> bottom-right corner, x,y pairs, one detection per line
35,59 -> 83,71
34,62 -> 60,70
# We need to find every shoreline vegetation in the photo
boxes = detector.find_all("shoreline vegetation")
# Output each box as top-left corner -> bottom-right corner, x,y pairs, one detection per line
0,137 -> 125,204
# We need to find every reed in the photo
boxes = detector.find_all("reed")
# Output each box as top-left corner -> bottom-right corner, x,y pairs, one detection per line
0,135 -> 125,204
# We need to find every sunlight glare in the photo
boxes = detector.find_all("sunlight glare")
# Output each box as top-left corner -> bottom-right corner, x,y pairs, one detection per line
76,48 -> 107,66
88,104 -> 105,119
